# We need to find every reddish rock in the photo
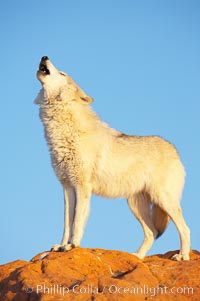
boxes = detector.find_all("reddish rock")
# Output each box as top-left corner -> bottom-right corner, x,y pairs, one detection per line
0,248 -> 199,301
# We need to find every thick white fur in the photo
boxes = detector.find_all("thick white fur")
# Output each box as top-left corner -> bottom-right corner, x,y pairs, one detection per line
35,58 -> 190,260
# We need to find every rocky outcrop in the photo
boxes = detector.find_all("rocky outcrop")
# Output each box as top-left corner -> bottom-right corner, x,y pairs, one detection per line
0,248 -> 199,300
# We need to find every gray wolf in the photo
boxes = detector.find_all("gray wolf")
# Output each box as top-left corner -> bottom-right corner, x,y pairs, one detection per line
35,56 -> 190,260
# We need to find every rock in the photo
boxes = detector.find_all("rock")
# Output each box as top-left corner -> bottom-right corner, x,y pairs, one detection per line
0,248 -> 199,300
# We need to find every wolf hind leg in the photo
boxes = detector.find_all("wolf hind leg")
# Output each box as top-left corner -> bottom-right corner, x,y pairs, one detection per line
127,192 -> 158,259
156,192 -> 190,261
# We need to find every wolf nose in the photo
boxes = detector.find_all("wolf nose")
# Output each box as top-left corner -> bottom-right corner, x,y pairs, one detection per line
41,56 -> 49,61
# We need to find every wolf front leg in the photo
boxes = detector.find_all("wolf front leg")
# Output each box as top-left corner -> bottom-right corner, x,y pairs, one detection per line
71,184 -> 92,248
51,185 -> 76,251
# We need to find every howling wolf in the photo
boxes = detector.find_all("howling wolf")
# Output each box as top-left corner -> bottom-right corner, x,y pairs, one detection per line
35,56 -> 190,260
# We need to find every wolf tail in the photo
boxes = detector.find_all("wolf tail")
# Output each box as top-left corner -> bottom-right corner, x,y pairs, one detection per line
152,205 -> 170,238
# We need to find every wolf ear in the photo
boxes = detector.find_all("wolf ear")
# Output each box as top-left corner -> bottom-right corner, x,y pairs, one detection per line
75,88 -> 94,104
65,74 -> 94,104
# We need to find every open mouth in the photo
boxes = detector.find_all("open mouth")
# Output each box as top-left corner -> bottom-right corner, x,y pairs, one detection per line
39,62 -> 50,75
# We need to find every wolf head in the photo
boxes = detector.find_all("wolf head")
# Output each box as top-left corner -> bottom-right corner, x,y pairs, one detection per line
35,56 -> 93,105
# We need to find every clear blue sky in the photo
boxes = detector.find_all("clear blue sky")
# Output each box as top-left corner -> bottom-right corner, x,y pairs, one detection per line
0,0 -> 199,264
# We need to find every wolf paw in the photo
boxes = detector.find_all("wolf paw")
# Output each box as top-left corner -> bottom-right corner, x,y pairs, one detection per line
51,243 -> 75,252
171,253 -> 190,261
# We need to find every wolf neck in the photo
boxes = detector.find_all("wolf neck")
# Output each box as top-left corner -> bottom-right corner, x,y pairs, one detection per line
39,99 -> 106,159
40,101 -> 101,133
